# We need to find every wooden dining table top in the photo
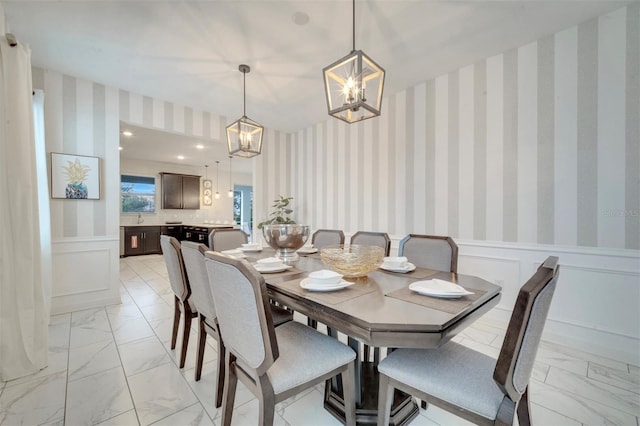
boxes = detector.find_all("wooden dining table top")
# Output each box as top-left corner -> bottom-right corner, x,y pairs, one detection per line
244,249 -> 502,349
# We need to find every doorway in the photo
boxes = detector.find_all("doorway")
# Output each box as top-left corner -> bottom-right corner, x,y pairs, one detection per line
234,184 -> 253,235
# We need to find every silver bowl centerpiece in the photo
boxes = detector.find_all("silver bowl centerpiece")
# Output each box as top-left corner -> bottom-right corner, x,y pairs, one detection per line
262,224 -> 310,262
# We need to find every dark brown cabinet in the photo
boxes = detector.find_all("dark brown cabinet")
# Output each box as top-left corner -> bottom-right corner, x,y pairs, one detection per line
124,226 -> 161,256
161,173 -> 201,209
161,225 -> 183,240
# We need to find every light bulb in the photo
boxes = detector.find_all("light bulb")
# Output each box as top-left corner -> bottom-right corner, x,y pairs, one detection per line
228,189 -> 233,198
215,192 -> 220,199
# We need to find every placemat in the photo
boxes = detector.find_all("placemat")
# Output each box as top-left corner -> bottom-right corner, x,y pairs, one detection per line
385,286 -> 487,314
257,267 -> 304,280
378,267 -> 440,279
273,278 -> 377,305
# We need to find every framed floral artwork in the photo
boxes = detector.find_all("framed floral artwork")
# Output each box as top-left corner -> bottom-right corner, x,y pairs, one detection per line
50,152 -> 100,199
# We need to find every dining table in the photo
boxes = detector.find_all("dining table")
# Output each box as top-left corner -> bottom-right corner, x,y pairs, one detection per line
242,248 -> 502,426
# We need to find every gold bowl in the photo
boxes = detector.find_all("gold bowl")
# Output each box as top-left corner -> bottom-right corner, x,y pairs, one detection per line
320,244 -> 384,278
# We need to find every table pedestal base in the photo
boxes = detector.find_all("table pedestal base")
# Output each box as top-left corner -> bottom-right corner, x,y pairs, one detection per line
324,361 -> 419,425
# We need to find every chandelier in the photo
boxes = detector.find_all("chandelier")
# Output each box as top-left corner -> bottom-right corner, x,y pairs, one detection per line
322,0 -> 385,123
227,64 -> 264,158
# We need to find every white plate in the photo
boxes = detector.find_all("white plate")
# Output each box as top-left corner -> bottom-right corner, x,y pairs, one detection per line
240,247 -> 263,252
300,278 -> 353,292
221,250 -> 246,259
379,262 -> 416,273
254,264 -> 292,273
297,247 -> 318,254
409,279 -> 474,299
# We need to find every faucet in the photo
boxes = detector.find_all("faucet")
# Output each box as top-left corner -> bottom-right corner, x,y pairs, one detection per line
137,213 -> 144,224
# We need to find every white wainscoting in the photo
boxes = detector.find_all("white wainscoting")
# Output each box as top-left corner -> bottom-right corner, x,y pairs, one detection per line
51,236 -> 121,315
374,234 -> 639,365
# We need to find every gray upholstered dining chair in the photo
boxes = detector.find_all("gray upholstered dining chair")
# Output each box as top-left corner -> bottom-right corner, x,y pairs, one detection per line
312,229 -> 345,250
160,235 -> 198,369
180,241 -> 226,407
377,256 -> 560,426
398,234 -> 459,272
182,242 -> 294,404
208,228 -> 248,251
204,252 -> 357,426
349,231 -> 391,256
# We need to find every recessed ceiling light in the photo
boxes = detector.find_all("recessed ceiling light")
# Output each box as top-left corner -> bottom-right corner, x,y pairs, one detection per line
292,11 -> 309,26
177,155 -> 185,160
196,144 -> 204,150
291,12 -> 309,25
122,130 -> 133,137
118,146 -> 123,151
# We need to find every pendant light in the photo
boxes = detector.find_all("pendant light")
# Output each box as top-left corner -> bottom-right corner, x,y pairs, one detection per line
227,64 -> 264,158
203,164 -> 212,206
322,0 -> 385,123
227,155 -> 234,198
214,160 -> 221,199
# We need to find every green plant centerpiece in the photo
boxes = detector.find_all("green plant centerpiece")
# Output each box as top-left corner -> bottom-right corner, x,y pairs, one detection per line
259,196 -> 309,262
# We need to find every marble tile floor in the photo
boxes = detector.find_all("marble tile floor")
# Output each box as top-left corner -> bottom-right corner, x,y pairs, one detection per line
0,254 -> 638,426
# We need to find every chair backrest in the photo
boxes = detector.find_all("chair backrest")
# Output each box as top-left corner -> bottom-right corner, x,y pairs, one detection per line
160,235 -> 191,303
349,231 -> 391,256
181,241 -> 216,321
398,234 -> 458,272
312,229 -> 345,250
204,252 -> 278,376
208,228 -> 248,251
493,256 -> 560,402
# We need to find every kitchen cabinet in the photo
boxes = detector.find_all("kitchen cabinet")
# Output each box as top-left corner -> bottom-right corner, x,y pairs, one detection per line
161,225 -> 183,240
161,173 -> 201,209
124,226 -> 161,256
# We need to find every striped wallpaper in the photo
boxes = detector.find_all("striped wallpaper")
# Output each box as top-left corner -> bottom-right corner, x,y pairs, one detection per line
255,5 -> 639,250
32,5 -> 638,251
32,66 -> 255,239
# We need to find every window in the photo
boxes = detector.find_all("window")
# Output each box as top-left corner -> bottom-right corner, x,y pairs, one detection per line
121,175 -> 156,213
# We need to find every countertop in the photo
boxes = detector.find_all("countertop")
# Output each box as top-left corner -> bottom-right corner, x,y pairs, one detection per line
120,223 -> 236,228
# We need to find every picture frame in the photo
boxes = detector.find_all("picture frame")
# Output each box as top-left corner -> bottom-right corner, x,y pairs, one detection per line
50,152 -> 101,200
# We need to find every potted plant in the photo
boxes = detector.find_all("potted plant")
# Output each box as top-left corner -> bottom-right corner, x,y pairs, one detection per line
258,196 -> 309,262
257,195 -> 296,229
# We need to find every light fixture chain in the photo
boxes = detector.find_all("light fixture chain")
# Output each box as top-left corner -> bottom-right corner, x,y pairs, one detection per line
243,71 -> 247,117
352,0 -> 356,52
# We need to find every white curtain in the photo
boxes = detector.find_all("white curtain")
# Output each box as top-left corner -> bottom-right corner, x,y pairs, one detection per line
0,36 -> 50,381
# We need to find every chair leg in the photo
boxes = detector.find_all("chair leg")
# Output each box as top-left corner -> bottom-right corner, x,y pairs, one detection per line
307,317 -> 318,329
179,306 -> 193,368
258,384 -> 276,426
170,296 -> 180,350
221,353 -> 238,426
377,373 -> 393,426
516,387 -> 532,426
195,316 -> 206,381
214,322 -> 226,409
342,361 -> 357,426
421,400 -> 428,410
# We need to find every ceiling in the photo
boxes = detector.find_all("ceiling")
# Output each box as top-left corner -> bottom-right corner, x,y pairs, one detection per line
3,0 -> 629,166
119,122 -> 252,173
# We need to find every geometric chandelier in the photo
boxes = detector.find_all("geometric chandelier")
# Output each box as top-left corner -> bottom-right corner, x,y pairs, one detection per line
322,0 -> 385,124
226,64 -> 264,158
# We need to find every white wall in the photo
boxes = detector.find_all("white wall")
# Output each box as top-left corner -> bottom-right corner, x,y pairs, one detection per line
31,67 -> 261,314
